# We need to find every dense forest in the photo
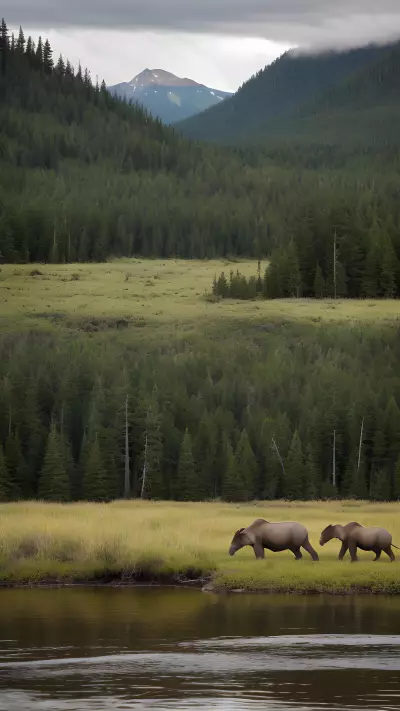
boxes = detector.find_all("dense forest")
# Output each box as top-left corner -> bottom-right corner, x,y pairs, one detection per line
1,19 -> 400,273
1,319 -> 400,503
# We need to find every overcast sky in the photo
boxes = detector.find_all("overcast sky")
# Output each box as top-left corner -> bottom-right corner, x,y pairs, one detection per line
6,1 -> 400,91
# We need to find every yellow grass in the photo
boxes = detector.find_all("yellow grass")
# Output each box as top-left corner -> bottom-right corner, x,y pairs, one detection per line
1,260 -> 400,333
1,501 -> 400,592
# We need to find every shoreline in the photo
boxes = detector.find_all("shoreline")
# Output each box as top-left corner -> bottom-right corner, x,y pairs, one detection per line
2,574 -> 400,595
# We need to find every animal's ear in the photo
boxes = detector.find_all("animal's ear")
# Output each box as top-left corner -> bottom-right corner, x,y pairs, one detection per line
238,528 -> 245,533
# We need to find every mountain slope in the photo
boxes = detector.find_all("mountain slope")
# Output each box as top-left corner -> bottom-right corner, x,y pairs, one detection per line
109,68 -> 232,124
179,43 -> 398,144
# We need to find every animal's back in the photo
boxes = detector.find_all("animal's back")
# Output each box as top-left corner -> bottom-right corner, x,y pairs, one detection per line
352,526 -> 392,548
262,521 -> 308,546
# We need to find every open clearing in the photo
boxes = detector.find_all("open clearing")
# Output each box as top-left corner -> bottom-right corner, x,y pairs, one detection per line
1,260 -> 400,333
1,501 -> 400,592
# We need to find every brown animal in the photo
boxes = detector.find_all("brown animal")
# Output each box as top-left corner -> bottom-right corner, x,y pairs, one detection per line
229,518 -> 319,561
320,522 -> 399,562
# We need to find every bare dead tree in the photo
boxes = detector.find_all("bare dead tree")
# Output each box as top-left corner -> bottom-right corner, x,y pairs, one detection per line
124,395 -> 130,499
272,435 -> 286,479
140,432 -> 148,500
357,418 -> 364,472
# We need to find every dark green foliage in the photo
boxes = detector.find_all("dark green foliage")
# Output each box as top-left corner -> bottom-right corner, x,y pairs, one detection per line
38,425 -> 70,502
0,320 -> 399,501
82,436 -> 109,502
222,439 -> 246,502
175,429 -> 197,501
284,431 -> 305,500
0,445 -> 9,501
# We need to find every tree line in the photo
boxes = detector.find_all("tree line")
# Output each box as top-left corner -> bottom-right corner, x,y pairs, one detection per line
213,225 -> 400,300
1,320 -> 400,503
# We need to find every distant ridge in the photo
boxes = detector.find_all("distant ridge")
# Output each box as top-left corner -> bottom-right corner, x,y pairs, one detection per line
178,42 -> 400,146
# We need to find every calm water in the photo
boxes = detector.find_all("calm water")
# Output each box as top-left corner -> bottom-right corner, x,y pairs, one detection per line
1,588 -> 400,710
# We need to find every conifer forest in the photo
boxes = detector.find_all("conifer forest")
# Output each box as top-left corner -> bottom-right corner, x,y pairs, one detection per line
1,21 -> 400,504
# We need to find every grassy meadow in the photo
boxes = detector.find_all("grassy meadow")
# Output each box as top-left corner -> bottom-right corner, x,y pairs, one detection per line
1,260 -> 400,336
1,501 -> 400,593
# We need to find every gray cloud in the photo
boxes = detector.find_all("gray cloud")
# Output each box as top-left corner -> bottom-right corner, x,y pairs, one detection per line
4,1 -> 400,48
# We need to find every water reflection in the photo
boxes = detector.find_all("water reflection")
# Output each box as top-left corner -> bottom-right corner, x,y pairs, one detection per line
1,589 -> 400,710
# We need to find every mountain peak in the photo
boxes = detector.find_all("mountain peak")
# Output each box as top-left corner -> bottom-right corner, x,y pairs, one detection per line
129,68 -> 199,88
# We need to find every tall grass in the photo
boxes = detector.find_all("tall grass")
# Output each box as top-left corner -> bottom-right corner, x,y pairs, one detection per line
1,501 -> 400,592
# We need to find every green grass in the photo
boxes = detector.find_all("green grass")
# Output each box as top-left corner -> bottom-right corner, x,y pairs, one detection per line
1,260 -> 400,338
1,500 -> 400,592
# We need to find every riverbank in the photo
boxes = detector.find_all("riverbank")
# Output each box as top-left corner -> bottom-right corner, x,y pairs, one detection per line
1,501 -> 400,593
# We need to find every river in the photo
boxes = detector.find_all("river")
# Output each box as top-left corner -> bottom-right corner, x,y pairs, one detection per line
1,587 -> 400,709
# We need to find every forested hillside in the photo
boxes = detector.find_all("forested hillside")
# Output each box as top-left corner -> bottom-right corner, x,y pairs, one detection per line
179,42 -> 400,147
2,20 -> 400,267
0,20 -> 275,262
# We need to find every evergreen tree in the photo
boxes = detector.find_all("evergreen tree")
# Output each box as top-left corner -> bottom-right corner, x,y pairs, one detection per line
394,457 -> 400,501
0,445 -> 9,502
313,262 -> 325,298
5,432 -> 25,500
235,428 -> 258,500
223,440 -> 246,501
43,39 -> 53,73
38,425 -> 70,501
284,431 -> 305,499
35,36 -> 43,67
175,429 -> 197,501
379,235 -> 398,297
55,54 -> 65,76
16,26 -> 25,54
82,435 -> 109,501
370,468 -> 391,501
303,443 -> 319,499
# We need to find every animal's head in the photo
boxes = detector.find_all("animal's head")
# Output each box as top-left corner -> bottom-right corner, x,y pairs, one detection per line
229,527 -> 250,556
319,524 -> 335,546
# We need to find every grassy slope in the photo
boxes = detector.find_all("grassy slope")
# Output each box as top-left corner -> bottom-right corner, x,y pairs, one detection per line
1,500 -> 400,592
1,260 -> 400,336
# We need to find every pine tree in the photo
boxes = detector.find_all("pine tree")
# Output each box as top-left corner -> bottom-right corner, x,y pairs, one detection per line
284,431 -> 305,500
283,239 -> 302,297
175,429 -> 197,501
0,17 -> 9,75
194,410 -> 216,499
313,262 -> 325,298
25,36 -> 34,61
370,468 -> 391,501
379,235 -> 397,298
38,425 -> 70,501
303,443 -> 319,499
394,458 -> 400,501
5,432 -> 25,500
235,428 -> 258,500
82,435 -> 109,501
141,398 -> 163,499
35,36 -> 44,67
43,39 -> 53,73
223,440 -> 246,501
16,26 -> 25,54
0,445 -> 9,502
55,54 -> 66,76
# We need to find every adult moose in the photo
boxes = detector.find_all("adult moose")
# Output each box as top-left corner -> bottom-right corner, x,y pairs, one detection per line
320,522 -> 399,562
229,518 -> 319,561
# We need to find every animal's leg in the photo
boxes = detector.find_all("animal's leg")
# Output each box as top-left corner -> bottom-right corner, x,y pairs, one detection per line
384,545 -> 395,562
302,539 -> 319,561
292,547 -> 303,560
348,539 -> 358,563
253,541 -> 265,560
373,548 -> 381,562
338,542 -> 348,561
